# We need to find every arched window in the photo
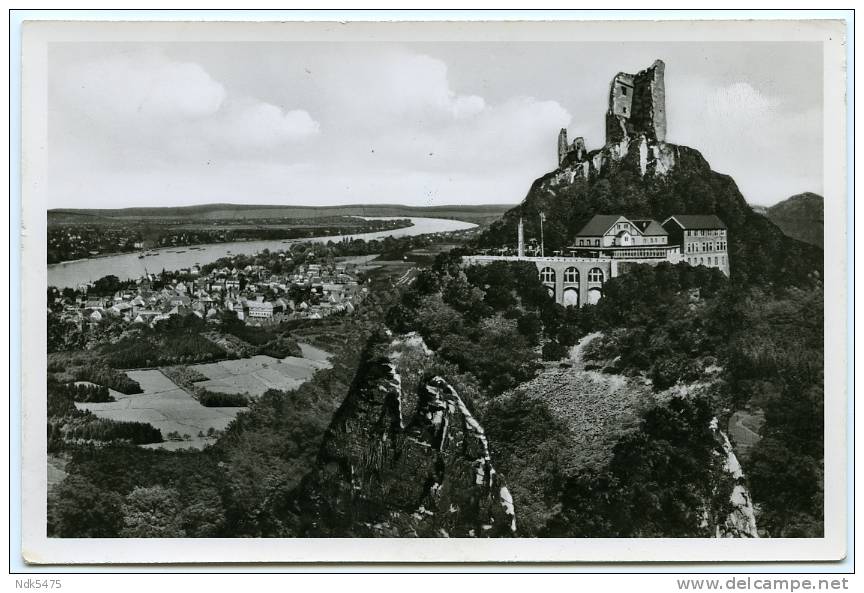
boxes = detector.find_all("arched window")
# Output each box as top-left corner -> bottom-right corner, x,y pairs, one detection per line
588,268 -> 604,284
539,267 -> 556,283
564,267 -> 579,284
562,287 -> 579,307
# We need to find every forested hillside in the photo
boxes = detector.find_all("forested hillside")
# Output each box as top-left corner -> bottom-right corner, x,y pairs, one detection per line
765,192 -> 824,248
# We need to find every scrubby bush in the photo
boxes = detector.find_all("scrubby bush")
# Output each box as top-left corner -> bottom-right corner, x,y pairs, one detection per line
198,391 -> 249,407
73,364 -> 142,394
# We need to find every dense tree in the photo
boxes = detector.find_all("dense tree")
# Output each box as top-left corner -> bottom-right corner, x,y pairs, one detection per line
549,397 -> 729,537
91,275 -> 124,296
72,364 -> 142,394
482,392 -> 572,535
48,475 -> 124,537
180,487 -> 226,537
120,486 -> 186,538
198,391 -> 249,407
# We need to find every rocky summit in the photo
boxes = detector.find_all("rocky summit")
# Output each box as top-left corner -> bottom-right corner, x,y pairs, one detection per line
480,60 -> 821,288
282,332 -> 517,537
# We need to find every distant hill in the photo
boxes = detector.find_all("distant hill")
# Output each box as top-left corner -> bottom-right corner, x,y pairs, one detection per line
765,193 -> 824,248
48,203 -> 513,225
45,210 -> 117,224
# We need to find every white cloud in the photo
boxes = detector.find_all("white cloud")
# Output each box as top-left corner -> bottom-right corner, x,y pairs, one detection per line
705,82 -> 778,121
307,50 -> 571,178
51,48 -> 320,166
56,49 -> 226,123
668,79 -> 821,204
452,95 -> 486,119
203,100 -> 320,152
48,47 -> 574,207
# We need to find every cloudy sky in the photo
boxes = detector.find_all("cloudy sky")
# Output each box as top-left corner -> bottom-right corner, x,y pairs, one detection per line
47,40 -> 822,209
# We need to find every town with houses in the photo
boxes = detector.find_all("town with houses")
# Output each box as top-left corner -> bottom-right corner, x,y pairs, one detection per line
50,256 -> 366,331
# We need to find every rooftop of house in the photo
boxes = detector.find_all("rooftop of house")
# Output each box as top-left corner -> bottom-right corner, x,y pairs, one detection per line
663,214 -> 727,230
574,214 -> 727,238
574,214 -> 670,237
630,219 -> 669,236
574,215 -> 626,237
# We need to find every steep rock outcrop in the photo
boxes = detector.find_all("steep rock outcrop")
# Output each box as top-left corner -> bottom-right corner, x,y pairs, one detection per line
711,417 -> 759,538
283,333 -> 516,537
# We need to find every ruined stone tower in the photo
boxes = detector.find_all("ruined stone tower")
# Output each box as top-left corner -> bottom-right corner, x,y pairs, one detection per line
557,128 -> 569,166
555,59 -> 675,177
558,130 -> 588,167
605,59 -> 666,144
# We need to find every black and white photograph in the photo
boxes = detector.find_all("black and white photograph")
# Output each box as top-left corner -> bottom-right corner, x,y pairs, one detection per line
17,16 -> 849,565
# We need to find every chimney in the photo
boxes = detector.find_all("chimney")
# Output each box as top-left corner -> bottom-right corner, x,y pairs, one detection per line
517,218 -> 525,257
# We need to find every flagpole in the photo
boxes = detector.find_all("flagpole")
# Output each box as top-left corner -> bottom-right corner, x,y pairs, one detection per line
539,211 -> 545,258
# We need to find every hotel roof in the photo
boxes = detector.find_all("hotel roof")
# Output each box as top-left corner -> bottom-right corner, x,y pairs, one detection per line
574,215 -> 626,236
630,219 -> 669,236
663,214 -> 727,230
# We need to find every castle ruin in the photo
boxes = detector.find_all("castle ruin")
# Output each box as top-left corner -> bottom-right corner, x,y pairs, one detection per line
605,60 -> 666,144
557,59 -> 671,173
465,60 -> 728,308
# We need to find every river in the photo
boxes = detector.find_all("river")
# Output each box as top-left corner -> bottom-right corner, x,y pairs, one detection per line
47,216 -> 477,289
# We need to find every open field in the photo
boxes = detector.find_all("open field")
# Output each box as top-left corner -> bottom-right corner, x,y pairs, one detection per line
299,343 -> 332,363
76,369 -> 240,449
191,352 -> 331,396
405,242 -> 463,264
75,343 -> 332,450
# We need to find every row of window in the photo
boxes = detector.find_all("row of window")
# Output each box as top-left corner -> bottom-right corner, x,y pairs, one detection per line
613,248 -> 669,258
577,236 -> 667,247
687,241 -> 727,253
540,267 -> 605,284
687,256 -> 726,267
686,229 -> 726,237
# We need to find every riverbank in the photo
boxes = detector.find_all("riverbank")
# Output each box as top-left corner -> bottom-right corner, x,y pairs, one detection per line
47,219 -> 415,266
47,216 -> 477,289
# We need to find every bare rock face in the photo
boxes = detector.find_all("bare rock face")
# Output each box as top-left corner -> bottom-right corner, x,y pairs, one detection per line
710,417 -> 759,538
285,334 -> 516,537
553,134 -> 678,185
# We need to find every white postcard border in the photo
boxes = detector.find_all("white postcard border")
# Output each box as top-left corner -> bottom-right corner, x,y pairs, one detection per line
19,17 -> 849,564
